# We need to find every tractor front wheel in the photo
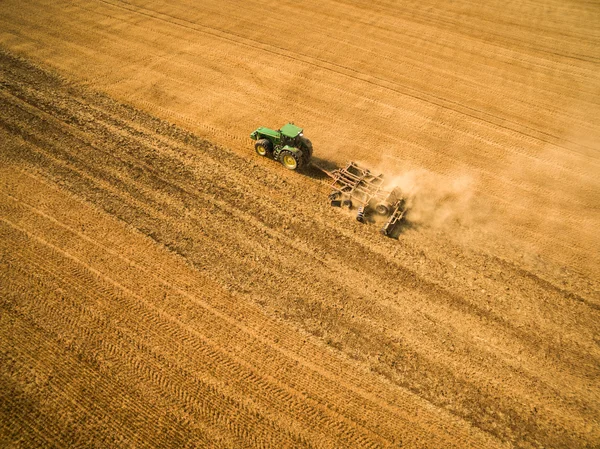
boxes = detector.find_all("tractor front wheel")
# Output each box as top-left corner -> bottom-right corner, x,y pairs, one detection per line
279,150 -> 302,170
255,139 -> 272,157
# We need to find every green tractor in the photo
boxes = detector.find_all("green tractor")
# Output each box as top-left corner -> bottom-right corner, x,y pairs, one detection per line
250,123 -> 313,170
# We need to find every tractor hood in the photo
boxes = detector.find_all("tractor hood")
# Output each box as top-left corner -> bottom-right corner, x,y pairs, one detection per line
280,123 -> 303,138
250,127 -> 280,140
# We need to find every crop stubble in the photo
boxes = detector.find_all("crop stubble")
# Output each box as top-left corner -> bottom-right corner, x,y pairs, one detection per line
1,0 -> 599,448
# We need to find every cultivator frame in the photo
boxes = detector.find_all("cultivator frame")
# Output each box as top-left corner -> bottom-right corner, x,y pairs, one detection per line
326,162 -> 407,236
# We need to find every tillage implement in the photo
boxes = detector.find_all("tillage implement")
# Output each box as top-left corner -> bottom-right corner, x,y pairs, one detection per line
326,162 -> 407,236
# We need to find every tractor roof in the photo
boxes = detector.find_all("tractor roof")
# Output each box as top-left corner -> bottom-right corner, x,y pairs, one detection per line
280,123 -> 303,138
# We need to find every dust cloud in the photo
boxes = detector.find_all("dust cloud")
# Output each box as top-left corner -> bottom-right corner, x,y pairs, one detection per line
388,169 -> 480,228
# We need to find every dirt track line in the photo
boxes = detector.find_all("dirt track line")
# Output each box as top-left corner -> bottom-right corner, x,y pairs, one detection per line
342,0 -> 600,62
0,90 -> 176,211
0,384 -> 68,449
450,0 -> 600,40
1,227 -> 337,448
0,298 -> 228,448
260,0 -> 600,76
328,11 -> 598,83
0,124 -> 333,278
0,190 -> 427,446
178,0 -> 600,121
96,0 -> 597,154
0,166 -> 510,446
0,217 -> 401,449
0,291 -> 151,448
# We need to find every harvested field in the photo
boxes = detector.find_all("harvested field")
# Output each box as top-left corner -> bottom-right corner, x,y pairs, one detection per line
0,1 -> 599,448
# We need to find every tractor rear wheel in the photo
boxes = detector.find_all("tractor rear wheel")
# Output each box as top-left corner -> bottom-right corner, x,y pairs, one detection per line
255,139 -> 272,157
279,150 -> 302,170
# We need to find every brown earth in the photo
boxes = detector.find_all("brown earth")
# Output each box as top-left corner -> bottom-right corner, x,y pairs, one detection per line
0,0 -> 599,448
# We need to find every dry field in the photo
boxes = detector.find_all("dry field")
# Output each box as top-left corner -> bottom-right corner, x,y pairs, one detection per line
1,1 -> 599,448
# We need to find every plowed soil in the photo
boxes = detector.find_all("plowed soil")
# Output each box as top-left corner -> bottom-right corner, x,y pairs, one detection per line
1,1 -> 599,448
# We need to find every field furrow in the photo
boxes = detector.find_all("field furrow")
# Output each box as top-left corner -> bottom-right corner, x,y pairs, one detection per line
0,1 -> 599,447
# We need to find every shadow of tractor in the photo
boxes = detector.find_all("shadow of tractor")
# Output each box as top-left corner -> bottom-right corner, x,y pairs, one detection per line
304,157 -> 339,181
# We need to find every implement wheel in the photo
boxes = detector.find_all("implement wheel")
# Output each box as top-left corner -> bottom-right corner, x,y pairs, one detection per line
375,203 -> 390,215
255,139 -> 272,157
279,150 -> 302,170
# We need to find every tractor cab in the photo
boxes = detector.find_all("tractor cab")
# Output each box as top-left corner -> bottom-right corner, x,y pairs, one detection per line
279,123 -> 303,146
279,123 -> 303,138
280,123 -> 313,158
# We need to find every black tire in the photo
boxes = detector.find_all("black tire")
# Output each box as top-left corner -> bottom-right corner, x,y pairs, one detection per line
279,150 -> 303,170
255,139 -> 272,157
299,137 -> 313,165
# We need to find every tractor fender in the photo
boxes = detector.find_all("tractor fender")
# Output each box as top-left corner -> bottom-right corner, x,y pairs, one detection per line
280,145 -> 303,159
